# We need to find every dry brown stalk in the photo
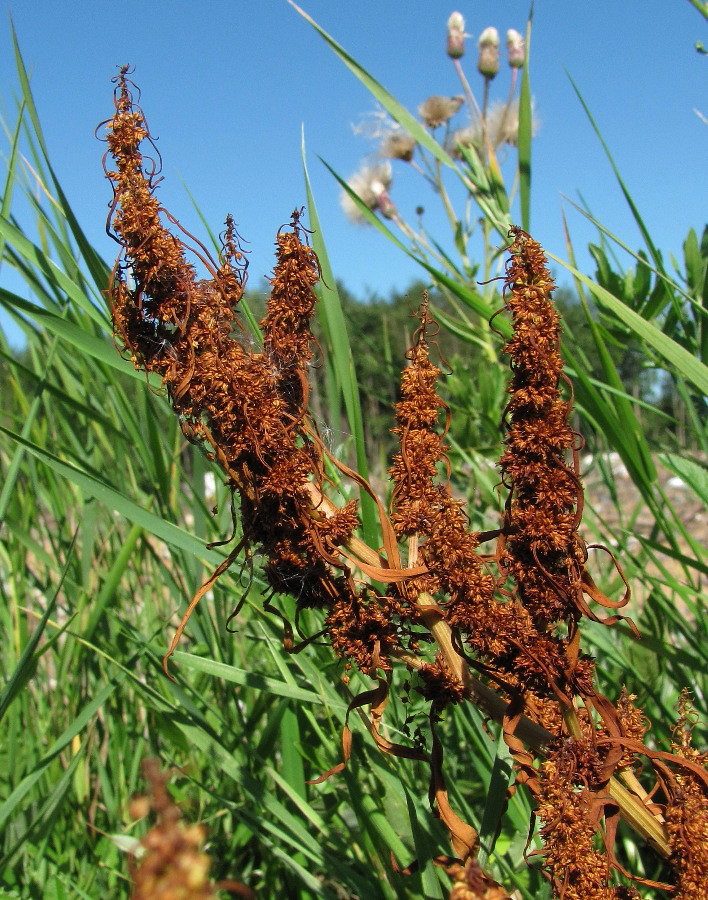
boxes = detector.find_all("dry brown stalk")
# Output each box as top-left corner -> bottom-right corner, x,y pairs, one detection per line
103,71 -> 708,897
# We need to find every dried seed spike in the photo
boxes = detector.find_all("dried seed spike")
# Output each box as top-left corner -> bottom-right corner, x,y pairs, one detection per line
261,213 -> 321,424
500,226 -> 586,629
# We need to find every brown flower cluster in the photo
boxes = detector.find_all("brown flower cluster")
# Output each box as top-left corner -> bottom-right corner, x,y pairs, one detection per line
537,740 -> 622,900
129,758 -> 253,899
447,857 -> 511,899
499,227 -> 583,626
664,692 -> 708,899
103,74 -> 707,897
103,70 -> 363,673
388,297 -> 495,699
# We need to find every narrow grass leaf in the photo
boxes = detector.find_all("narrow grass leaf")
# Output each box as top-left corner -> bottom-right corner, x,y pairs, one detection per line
0,216 -> 107,328
303,136 -> 379,546
0,531 -> 78,723
172,650 -> 345,707
477,729 -> 515,868
0,101 -> 24,260
0,678 -> 122,828
562,196 -> 698,311
290,2 -> 455,169
0,288 -> 155,382
0,425 -> 223,564
279,705 -> 307,801
0,745 -> 84,869
518,13 -> 533,231
550,254 -> 708,396
567,75 -> 666,274
12,25 -> 109,292
265,765 -> 326,832
401,783 -> 447,898
658,452 -> 708,507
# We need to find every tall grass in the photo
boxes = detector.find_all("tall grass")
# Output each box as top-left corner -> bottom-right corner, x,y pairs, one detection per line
0,9 -> 706,900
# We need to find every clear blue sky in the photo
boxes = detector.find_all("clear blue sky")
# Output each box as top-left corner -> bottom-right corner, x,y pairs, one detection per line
1,1 -> 706,323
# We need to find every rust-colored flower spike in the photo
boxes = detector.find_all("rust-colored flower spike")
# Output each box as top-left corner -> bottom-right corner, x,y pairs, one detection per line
103,68 -> 359,673
664,691 -> 708,899
537,740 -> 621,900
498,227 -> 588,631
130,758 -> 254,899
388,297 -> 494,702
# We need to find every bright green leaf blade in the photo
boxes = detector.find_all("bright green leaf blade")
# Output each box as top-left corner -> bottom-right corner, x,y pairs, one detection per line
550,254 -> 708,396
0,678 -> 122,828
172,651 -> 346,708
518,13 -> 533,231
567,74 -> 663,271
0,425 -> 223,564
0,215 -> 107,326
477,729 -> 515,868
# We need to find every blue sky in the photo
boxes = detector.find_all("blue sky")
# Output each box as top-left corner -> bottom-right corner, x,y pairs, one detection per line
1,0 -> 706,323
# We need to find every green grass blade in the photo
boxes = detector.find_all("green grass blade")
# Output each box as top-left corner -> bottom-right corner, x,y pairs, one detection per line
0,425 -> 223,564
0,288 -> 157,383
550,254 -> 708,396
0,102 -> 25,265
567,75 -> 664,271
172,650 -> 346,708
11,24 -> 110,292
0,532 -> 78,724
0,216 -> 107,324
0,745 -> 84,869
0,333 -> 60,520
659,452 -> 708,507
0,678 -> 122,829
290,2 -> 455,170
518,12 -> 533,231
562,196 -> 698,311
477,729 -> 515,868
82,523 -> 143,644
303,136 -> 379,546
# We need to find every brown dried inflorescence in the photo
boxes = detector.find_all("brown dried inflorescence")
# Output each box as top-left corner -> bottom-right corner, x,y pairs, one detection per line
103,74 -> 707,897
129,759 -> 253,899
447,857 -> 511,899
388,298 -> 495,662
103,70 -> 360,670
499,226 -> 583,627
664,692 -> 708,899
495,227 -> 604,706
537,740 -> 618,900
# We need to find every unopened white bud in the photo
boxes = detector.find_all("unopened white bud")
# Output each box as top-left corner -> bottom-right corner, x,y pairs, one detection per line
477,26 -> 500,78
506,29 -> 525,68
447,11 -> 467,59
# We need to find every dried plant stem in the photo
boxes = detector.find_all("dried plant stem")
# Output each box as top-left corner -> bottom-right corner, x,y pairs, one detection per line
561,706 -> 670,857
608,777 -> 670,858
